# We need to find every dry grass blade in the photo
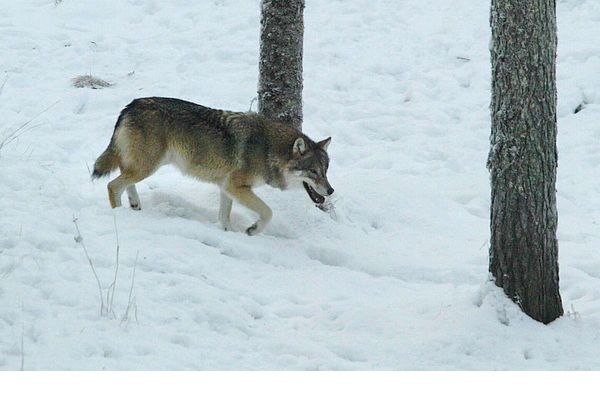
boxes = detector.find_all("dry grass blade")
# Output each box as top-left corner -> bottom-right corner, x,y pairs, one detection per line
73,216 -> 105,315
0,100 -> 60,154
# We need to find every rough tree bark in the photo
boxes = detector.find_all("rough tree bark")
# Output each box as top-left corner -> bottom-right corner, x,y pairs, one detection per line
488,0 -> 563,324
258,0 -> 304,131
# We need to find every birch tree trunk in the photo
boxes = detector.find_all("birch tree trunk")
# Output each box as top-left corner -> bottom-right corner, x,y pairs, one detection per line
258,0 -> 304,131
488,0 -> 563,324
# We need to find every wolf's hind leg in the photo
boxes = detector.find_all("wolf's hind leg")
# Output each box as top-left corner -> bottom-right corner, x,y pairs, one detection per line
107,170 -> 146,209
225,184 -> 272,236
218,190 -> 233,231
126,185 -> 141,210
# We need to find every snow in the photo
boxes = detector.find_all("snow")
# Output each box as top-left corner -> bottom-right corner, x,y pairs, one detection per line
1,0 -> 600,370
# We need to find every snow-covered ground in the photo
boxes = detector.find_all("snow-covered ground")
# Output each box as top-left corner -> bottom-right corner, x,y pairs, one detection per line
1,0 -> 600,370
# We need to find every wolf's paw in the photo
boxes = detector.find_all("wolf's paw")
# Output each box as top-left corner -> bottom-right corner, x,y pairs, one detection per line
246,223 -> 258,236
127,190 -> 141,210
247,221 -> 268,236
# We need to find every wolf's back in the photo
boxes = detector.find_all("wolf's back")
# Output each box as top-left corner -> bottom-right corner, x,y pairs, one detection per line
91,97 -> 267,180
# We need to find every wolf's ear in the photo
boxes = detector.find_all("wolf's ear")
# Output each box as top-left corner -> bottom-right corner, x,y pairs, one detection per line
318,137 -> 331,151
293,137 -> 307,157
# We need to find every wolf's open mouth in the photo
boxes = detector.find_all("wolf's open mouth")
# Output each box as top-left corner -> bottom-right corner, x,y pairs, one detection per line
303,182 -> 325,204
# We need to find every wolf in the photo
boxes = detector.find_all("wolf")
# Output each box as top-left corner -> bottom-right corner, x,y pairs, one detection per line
92,97 -> 334,235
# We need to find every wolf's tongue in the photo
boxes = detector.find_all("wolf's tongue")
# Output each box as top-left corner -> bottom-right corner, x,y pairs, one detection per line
303,182 -> 325,204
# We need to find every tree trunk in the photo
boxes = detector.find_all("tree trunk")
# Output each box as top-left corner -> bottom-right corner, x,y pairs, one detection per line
488,0 -> 563,324
258,0 -> 304,131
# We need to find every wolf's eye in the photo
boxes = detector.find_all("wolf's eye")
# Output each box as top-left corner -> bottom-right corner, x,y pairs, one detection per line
309,169 -> 318,176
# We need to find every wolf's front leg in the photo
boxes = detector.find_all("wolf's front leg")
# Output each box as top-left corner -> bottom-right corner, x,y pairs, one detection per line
218,190 -> 233,231
225,183 -> 272,236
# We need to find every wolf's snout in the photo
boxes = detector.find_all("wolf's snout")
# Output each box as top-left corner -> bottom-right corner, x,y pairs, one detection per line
327,187 -> 334,195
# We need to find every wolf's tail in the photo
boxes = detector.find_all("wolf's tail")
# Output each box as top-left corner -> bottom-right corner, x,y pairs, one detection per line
92,141 -> 118,179
92,111 -> 128,179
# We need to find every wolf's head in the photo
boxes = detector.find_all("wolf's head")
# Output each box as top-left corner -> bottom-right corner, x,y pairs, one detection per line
287,136 -> 334,204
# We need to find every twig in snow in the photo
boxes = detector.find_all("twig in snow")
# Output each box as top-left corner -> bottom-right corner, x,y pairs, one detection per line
0,270 -> 11,281
20,302 -> 25,371
73,216 -> 106,316
0,100 -> 60,154
106,215 -> 120,317
0,74 -> 8,96
574,102 -> 586,114
122,252 -> 139,323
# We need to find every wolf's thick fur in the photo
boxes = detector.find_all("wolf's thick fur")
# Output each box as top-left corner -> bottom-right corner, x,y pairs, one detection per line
93,97 -> 333,235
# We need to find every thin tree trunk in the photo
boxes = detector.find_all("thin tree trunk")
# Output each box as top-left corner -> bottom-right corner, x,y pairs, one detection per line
488,0 -> 563,324
258,0 -> 304,131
